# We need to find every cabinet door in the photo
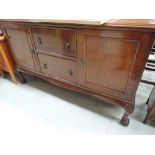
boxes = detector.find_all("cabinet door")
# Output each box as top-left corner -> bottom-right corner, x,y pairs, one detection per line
4,24 -> 36,70
78,29 -> 152,100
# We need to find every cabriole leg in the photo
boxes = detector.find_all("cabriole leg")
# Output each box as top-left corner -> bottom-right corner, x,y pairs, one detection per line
120,101 -> 134,127
120,112 -> 130,127
15,71 -> 27,84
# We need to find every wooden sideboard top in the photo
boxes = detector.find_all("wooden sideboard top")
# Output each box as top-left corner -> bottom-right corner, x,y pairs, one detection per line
105,19 -> 155,29
1,19 -> 155,29
0,19 -> 111,25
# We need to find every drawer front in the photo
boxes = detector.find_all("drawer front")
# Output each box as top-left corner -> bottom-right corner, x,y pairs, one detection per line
38,54 -> 78,83
31,27 -> 76,57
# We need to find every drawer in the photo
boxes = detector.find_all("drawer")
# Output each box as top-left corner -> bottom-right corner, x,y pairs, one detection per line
38,54 -> 78,83
31,27 -> 76,57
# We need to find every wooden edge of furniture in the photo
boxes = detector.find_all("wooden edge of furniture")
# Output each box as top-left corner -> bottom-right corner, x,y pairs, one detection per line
0,36 -> 6,78
0,36 -> 17,83
1,20 -> 155,32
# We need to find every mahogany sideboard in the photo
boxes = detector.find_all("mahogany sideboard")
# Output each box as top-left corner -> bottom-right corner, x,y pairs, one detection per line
0,19 -> 155,126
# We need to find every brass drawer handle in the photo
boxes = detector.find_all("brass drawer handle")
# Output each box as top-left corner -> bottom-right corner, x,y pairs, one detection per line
31,49 -> 35,54
68,69 -> 73,76
43,64 -> 48,69
64,42 -> 70,50
37,37 -> 42,44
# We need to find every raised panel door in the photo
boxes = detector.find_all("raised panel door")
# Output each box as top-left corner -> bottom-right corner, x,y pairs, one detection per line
78,29 -> 152,100
4,25 -> 36,70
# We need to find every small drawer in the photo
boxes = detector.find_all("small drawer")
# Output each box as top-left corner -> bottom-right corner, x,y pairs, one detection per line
38,53 -> 78,83
31,27 -> 76,57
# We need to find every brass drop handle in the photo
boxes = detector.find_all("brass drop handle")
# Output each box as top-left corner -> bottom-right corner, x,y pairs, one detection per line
79,57 -> 84,67
43,63 -> 48,69
64,42 -> 70,50
68,69 -> 73,76
31,49 -> 35,54
37,37 -> 42,44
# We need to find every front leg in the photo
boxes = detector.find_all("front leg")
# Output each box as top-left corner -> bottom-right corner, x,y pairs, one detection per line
120,101 -> 135,127
120,112 -> 130,127
15,71 -> 27,84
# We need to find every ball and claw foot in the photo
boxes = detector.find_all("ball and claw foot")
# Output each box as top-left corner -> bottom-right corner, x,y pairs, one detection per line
15,71 -> 27,84
120,112 -> 130,127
